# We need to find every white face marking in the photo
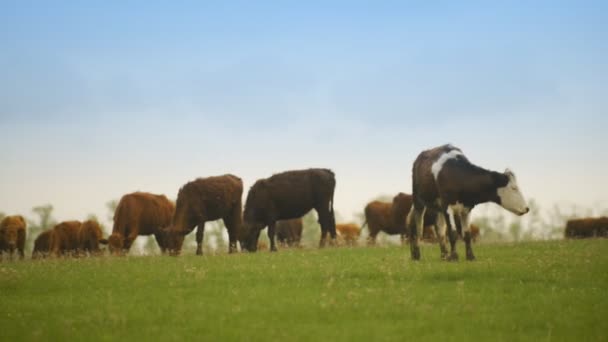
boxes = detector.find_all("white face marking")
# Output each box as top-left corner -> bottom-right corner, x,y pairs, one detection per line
496,171 -> 528,215
431,150 -> 464,180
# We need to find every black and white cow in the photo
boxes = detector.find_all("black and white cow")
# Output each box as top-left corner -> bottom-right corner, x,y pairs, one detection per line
407,144 -> 529,261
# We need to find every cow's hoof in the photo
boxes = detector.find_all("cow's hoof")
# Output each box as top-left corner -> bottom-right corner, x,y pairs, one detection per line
196,249 -> 203,256
447,252 -> 459,261
411,247 -> 421,261
466,253 -> 476,261
270,247 -> 278,252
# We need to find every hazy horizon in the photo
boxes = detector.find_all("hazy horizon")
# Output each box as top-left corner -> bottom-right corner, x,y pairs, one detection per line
1,1 -> 607,229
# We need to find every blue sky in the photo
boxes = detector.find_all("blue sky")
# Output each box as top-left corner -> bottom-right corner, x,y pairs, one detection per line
1,1 -> 607,227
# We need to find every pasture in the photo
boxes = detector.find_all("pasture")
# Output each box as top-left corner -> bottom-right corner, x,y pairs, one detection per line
1,239 -> 607,341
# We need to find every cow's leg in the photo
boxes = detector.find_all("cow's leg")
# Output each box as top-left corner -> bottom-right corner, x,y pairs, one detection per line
407,205 -> 425,261
268,221 -> 278,252
124,234 -> 138,253
400,232 -> 407,246
222,216 -> 239,254
367,229 -> 378,246
317,206 -> 337,247
154,233 -> 166,254
196,223 -> 205,255
459,208 -> 475,260
444,210 -> 459,261
435,213 -> 449,260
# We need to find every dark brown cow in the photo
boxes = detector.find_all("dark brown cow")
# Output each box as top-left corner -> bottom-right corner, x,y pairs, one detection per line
32,229 -> 53,259
109,192 -> 175,255
408,144 -> 528,261
565,217 -> 608,238
0,215 -> 26,260
164,174 -> 243,255
49,220 -> 82,257
78,220 -> 108,256
363,193 -> 436,245
276,218 -> 303,248
336,223 -> 361,246
242,168 -> 336,252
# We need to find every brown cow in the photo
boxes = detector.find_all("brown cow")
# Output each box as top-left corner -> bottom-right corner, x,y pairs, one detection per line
32,229 -> 53,259
565,217 -> 608,238
78,220 -> 109,256
407,144 -> 528,261
242,168 -> 336,252
49,220 -> 82,257
276,218 -> 303,248
336,223 -> 361,246
109,192 -> 175,255
0,215 -> 26,260
163,174 -> 243,255
363,193 -> 436,245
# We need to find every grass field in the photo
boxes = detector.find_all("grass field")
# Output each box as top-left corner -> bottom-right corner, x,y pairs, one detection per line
1,239 -> 607,341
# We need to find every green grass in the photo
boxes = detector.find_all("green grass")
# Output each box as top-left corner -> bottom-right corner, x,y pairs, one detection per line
1,240 -> 607,341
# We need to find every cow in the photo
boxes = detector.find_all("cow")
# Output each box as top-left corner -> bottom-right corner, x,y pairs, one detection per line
336,223 -> 361,246
407,144 -> 529,261
78,220 -> 108,256
0,215 -> 26,260
242,168 -> 336,252
108,192 -> 175,255
32,229 -> 53,259
362,193 -> 436,245
276,218 -> 303,248
49,220 -> 82,257
163,174 -> 243,256
565,217 -> 608,239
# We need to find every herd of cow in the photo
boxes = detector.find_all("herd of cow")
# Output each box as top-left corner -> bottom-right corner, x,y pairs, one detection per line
1,144 -> 606,261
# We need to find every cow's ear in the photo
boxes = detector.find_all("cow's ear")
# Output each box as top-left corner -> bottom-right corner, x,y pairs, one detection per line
99,239 -> 109,245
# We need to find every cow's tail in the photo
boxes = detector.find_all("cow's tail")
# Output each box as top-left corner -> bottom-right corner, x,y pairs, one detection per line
360,220 -> 368,230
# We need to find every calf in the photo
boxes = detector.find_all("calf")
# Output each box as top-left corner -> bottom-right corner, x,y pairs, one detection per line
408,144 -> 528,261
32,230 -> 53,259
276,218 -> 303,248
336,223 -> 361,246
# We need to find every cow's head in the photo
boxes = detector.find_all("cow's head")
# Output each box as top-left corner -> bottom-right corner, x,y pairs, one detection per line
240,221 -> 264,252
496,169 -> 529,216
160,227 -> 185,256
107,233 -> 126,255
0,215 -> 26,251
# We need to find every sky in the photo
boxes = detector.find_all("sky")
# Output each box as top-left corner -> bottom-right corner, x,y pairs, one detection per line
1,1 -> 607,230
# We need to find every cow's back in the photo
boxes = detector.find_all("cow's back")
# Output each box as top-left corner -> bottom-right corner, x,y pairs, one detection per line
176,174 -> 243,222
51,221 -> 82,254
267,169 -> 335,219
114,192 -> 174,236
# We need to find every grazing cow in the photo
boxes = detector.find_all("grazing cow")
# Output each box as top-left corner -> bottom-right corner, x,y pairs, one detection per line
0,215 -> 26,260
109,192 -> 175,255
49,221 -> 82,257
163,174 -> 243,255
78,220 -> 108,256
32,230 -> 53,259
336,223 -> 361,246
276,218 -> 303,248
407,144 -> 529,261
242,168 -> 336,252
565,217 -> 608,239
363,193 -> 436,245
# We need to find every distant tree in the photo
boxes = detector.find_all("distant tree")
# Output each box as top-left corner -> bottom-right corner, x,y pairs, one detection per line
0,212 -> 5,222
27,204 -> 57,251
106,199 -> 118,223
